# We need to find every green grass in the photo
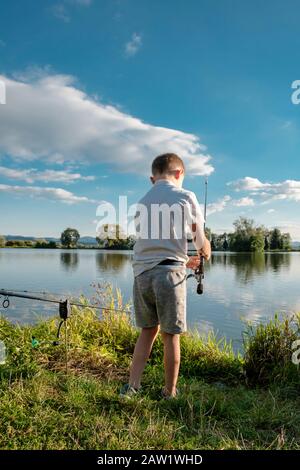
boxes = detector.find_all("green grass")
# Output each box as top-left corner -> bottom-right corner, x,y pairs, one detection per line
0,286 -> 300,450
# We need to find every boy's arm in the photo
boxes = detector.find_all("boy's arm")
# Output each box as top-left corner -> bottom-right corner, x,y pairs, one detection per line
186,192 -> 211,263
198,237 -> 211,261
187,229 -> 211,266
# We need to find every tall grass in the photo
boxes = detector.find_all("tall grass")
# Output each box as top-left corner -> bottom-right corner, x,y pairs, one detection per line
0,285 -> 300,449
243,314 -> 300,386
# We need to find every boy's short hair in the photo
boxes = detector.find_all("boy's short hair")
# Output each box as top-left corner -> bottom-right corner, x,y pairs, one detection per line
152,153 -> 185,176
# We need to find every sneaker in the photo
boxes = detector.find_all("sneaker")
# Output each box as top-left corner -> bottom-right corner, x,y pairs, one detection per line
161,387 -> 179,400
119,383 -> 141,399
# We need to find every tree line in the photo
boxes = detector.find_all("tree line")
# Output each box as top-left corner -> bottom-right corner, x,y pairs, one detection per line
207,217 -> 292,252
59,226 -> 135,249
0,226 -> 135,250
0,218 -> 293,252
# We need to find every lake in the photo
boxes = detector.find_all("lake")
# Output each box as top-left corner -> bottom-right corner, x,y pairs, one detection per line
0,249 -> 299,349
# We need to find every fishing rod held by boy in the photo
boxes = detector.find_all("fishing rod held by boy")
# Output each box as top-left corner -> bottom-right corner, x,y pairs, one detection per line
186,177 -> 209,294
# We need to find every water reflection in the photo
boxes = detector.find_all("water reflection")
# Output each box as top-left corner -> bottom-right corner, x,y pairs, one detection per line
60,251 -> 79,272
265,252 -> 291,272
95,252 -> 131,272
210,252 -> 291,284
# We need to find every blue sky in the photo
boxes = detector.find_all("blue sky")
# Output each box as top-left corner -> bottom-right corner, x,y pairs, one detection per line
0,0 -> 300,239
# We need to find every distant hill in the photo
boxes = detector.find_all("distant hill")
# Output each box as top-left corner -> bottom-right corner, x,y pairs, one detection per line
5,235 -> 58,242
292,241 -> 300,248
77,236 -> 98,246
4,235 -> 98,246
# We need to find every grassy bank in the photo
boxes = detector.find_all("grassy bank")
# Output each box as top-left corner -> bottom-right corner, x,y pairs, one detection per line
0,288 -> 300,450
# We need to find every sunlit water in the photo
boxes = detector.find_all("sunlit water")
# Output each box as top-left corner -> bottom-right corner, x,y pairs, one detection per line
0,249 -> 299,349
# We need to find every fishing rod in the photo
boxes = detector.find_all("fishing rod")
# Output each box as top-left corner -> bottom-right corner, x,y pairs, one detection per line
0,288 -> 132,352
187,177 -> 208,295
0,289 -> 131,313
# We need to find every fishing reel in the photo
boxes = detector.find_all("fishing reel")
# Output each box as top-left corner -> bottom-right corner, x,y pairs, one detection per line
187,258 -> 205,295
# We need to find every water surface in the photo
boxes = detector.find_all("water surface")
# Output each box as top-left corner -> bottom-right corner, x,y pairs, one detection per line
0,249 -> 299,348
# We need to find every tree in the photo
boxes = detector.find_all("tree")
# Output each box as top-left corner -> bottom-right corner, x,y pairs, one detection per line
223,238 -> 229,251
219,233 -> 229,251
264,233 -> 270,251
35,239 -> 57,249
233,217 -> 256,235
229,218 -> 253,251
5,239 -> 26,247
250,232 -> 265,252
0,235 -> 6,248
24,240 -> 34,247
35,238 -> 48,248
209,221 -> 291,252
61,228 -> 80,248
270,228 -> 281,250
210,233 -> 218,251
228,218 -> 268,252
96,224 -> 134,249
282,233 -> 291,251
127,235 -> 136,249
97,224 -> 121,248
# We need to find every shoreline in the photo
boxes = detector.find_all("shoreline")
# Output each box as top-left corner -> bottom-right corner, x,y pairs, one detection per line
1,246 -> 299,252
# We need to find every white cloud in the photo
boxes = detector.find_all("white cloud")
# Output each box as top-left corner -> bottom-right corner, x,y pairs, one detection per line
125,33 -> 142,57
207,195 -> 231,216
0,73 -> 214,176
267,208 -> 275,213
233,197 -> 255,207
228,176 -> 300,203
281,120 -> 292,130
0,166 -> 95,184
228,176 -> 265,192
11,65 -> 54,83
0,183 -> 96,204
51,0 -> 92,22
51,4 -> 70,22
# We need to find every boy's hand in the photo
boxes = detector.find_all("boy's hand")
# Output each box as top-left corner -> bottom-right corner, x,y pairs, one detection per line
186,256 -> 200,270
186,240 -> 211,269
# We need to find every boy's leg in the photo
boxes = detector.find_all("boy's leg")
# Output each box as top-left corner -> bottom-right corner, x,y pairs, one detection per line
129,325 -> 159,389
161,332 -> 180,397
154,266 -> 186,397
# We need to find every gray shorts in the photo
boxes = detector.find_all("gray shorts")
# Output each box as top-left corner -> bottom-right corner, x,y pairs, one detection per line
133,265 -> 187,335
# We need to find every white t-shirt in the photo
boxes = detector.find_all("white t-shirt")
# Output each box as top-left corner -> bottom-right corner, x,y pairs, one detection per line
133,179 -> 205,277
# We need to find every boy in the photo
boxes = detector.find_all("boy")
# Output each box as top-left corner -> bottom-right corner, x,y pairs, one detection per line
120,153 -> 211,398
